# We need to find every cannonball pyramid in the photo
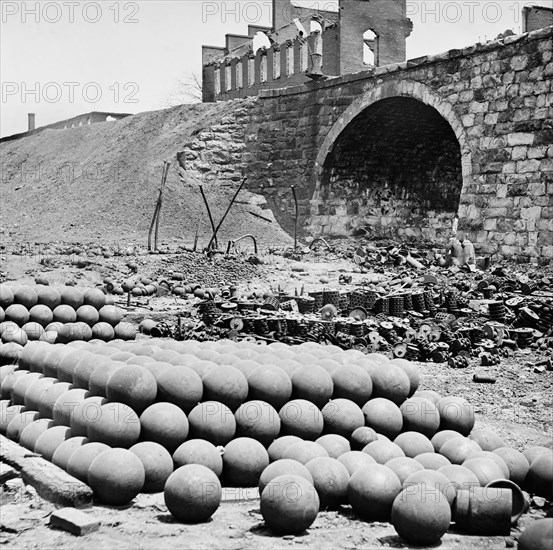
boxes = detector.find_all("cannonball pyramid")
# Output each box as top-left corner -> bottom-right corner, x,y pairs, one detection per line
0,337 -> 551,541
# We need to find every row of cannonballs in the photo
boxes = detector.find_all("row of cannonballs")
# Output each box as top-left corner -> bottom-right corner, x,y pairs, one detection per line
0,283 -> 136,345
0,337 -> 551,546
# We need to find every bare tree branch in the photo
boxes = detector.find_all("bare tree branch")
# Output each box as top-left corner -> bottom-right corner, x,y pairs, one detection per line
161,73 -> 202,107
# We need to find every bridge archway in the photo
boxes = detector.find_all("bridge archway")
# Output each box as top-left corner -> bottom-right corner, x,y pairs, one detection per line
311,81 -> 472,241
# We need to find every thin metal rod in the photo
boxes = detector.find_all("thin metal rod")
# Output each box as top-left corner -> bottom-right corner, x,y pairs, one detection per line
205,178 -> 247,252
199,185 -> 218,250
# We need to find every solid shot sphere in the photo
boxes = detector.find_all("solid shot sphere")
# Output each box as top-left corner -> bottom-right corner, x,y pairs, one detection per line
164,464 -> 222,523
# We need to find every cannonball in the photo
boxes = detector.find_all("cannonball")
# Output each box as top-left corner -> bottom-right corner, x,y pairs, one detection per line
19,418 -> 54,450
283,441 -> 329,465
164,464 -> 222,523
462,457 -> 505,486
202,365 -> 248,412
37,381 -> 74,418
279,399 -> 324,440
362,398 -> 403,439
438,464 -> 480,493
60,287 -> 84,309
88,360 -> 125,397
83,288 -> 106,309
29,305 -> 53,327
52,436 -> 90,469
391,484 -> 451,545
91,322 -> 115,342
53,388 -> 90,426
436,396 -> 475,435
66,442 -> 111,482
440,437 -> 482,465
363,439 -> 405,464
431,429 -> 465,452
98,305 -> 123,327
156,365 -> 203,413
526,452 -> 553,500
465,451 -> 510,479
370,364 -> 410,406
52,305 -> 77,324
315,434 -> 350,459
468,428 -> 506,451
140,402 -> 189,453
400,396 -> 441,438
413,389 -> 442,405
13,286 -> 38,309
385,456 -> 424,485
351,426 -> 378,451
0,285 -> 15,308
258,459 -> 313,494
331,364 -> 372,407
394,432 -> 434,458
222,437 -> 269,487
88,447 -> 145,505
322,398 -> 364,438
260,474 -> 319,535
338,450 -> 376,476
523,446 -> 552,465
235,400 -> 280,447
36,286 -> 61,309
291,365 -> 334,409
34,425 -> 72,461
348,464 -> 402,521
173,439 -> 223,476
69,396 -> 107,437
403,469 -> 456,506
113,323 -> 137,341
518,518 -> 553,550
106,365 -> 157,415
415,452 -> 452,470
76,305 -> 100,327
267,435 -> 303,462
493,446 -> 530,486
305,456 -> 350,510
247,365 -> 292,410
130,441 -> 174,493
0,402 -> 25,435
188,401 -> 236,446
389,358 -> 420,397
87,402 -> 141,448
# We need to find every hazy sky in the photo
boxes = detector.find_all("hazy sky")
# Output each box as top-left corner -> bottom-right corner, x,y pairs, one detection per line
1,0 -> 550,137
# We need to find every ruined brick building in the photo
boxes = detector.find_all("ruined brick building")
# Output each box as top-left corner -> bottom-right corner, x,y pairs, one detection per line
195,1 -> 553,261
202,0 -> 412,102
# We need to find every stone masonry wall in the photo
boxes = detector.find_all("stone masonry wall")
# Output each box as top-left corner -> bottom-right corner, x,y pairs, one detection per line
241,26 -> 553,260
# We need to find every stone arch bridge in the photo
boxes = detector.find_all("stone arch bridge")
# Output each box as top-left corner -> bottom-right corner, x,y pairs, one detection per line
182,26 -> 552,260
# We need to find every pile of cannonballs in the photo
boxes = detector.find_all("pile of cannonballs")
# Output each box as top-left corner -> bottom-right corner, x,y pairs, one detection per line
0,337 -> 551,546
0,283 -> 135,346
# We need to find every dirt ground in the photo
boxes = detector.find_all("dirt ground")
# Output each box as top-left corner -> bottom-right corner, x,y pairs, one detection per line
1,242 -> 552,549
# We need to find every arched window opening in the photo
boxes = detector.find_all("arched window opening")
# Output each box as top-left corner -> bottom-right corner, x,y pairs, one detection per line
253,31 -> 271,52
310,20 -> 323,34
363,29 -> 378,67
